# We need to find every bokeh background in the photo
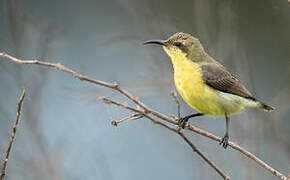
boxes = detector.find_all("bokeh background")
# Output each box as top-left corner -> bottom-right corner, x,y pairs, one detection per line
0,0 -> 289,179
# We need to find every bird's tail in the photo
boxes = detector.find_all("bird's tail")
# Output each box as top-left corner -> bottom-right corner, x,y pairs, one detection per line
259,102 -> 275,112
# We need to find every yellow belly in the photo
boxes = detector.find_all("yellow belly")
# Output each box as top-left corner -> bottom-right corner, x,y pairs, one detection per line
163,46 -> 255,116
173,58 -> 244,116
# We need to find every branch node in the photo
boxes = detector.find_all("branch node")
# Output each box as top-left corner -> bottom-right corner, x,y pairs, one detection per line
177,126 -> 182,132
144,109 -> 150,114
99,97 -> 111,104
0,52 -> 6,56
111,120 -> 118,127
170,114 -> 179,121
112,81 -> 119,88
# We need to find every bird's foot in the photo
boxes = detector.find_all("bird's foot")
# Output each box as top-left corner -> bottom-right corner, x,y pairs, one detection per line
178,117 -> 189,129
219,134 -> 229,149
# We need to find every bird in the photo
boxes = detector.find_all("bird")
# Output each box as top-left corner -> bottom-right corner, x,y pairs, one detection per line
144,32 -> 274,149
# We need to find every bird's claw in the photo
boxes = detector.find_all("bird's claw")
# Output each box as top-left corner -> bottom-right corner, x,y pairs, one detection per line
178,117 -> 188,129
219,135 -> 229,149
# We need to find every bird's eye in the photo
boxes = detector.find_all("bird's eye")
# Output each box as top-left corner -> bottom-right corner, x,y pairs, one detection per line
173,42 -> 182,47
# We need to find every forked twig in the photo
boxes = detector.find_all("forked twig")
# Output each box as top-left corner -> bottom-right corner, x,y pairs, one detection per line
100,97 -> 229,180
0,52 -> 287,180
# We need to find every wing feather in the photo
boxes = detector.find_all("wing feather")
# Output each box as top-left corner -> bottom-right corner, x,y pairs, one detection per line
201,63 -> 256,100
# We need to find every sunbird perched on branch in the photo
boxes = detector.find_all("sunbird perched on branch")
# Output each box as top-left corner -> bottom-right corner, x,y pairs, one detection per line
144,32 -> 274,149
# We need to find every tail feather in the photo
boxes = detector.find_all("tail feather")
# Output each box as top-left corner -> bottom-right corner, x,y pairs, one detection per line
259,102 -> 275,112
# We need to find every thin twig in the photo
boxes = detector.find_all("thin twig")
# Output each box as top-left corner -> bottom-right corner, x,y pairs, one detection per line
101,97 -> 229,179
0,52 -> 287,180
177,131 -> 229,180
111,113 -> 143,126
0,52 -> 175,124
185,124 -> 288,180
170,91 -> 180,118
0,88 -> 26,180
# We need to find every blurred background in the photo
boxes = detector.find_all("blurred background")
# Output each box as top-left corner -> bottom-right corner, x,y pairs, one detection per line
0,0 -> 289,179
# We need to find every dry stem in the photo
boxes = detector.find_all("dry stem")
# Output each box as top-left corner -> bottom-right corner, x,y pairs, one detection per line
0,88 -> 26,180
111,113 -> 143,126
0,52 -> 287,180
101,97 -> 229,179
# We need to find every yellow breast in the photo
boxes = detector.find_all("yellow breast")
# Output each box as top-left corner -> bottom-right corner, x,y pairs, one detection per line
165,48 -> 244,116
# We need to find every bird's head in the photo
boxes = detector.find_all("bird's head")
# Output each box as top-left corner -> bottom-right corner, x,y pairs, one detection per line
144,32 -> 206,63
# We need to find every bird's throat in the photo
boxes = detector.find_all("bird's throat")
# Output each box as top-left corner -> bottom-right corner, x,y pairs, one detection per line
163,47 -> 200,74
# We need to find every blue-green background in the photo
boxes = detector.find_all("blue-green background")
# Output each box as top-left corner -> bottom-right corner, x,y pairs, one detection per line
0,0 -> 289,179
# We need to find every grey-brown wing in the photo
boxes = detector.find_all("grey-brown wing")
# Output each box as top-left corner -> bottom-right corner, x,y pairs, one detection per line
201,63 -> 256,100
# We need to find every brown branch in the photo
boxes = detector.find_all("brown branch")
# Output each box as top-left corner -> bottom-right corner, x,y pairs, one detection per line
0,88 -> 26,180
0,52 -> 174,123
111,113 -> 143,126
0,52 -> 288,180
185,124 -> 288,180
100,97 -> 229,180
177,131 -> 229,180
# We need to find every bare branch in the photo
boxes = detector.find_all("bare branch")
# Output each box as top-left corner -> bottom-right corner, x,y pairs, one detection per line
0,52 -> 288,179
186,124 -> 289,179
111,113 -> 143,126
177,131 -> 229,180
0,88 -> 26,179
101,97 -> 229,179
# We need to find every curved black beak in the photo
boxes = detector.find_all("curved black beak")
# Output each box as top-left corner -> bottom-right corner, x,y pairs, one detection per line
143,39 -> 168,46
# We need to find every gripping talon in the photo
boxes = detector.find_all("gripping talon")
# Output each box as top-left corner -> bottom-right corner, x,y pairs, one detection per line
220,135 -> 229,149
178,117 -> 188,129
178,113 -> 203,129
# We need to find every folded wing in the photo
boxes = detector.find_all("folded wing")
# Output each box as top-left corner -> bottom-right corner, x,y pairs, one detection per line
201,63 -> 256,101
